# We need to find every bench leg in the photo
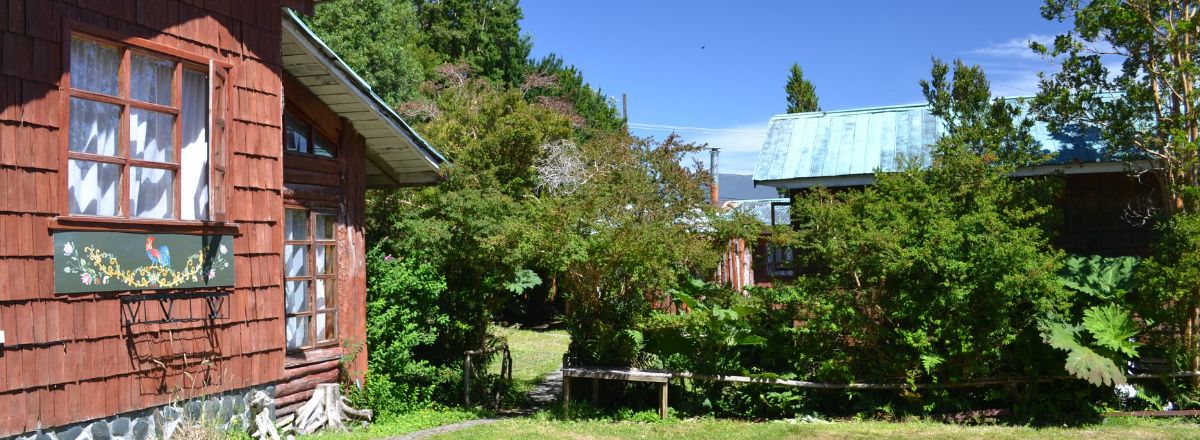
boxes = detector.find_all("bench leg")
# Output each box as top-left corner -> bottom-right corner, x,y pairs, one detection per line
659,382 -> 668,419
563,376 -> 571,417
592,378 -> 600,404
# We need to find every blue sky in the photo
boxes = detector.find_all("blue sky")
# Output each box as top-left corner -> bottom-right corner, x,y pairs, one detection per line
520,1 -> 1073,174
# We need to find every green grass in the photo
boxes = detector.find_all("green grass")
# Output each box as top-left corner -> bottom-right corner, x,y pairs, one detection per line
299,407 -> 483,440
489,324 -> 570,390
429,417 -> 1200,440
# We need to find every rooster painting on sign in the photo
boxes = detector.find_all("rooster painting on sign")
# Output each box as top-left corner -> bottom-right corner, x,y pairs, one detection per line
145,236 -> 172,268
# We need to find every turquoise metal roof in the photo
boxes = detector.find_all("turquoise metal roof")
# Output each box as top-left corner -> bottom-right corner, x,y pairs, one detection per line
752,98 -> 1109,188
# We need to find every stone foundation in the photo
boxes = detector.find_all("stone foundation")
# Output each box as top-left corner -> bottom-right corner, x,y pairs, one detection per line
8,385 -> 275,440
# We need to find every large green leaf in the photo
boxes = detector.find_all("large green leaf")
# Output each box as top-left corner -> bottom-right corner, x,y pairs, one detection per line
1058,254 -> 1139,300
502,268 -> 542,294
1065,344 -> 1127,386
669,288 -> 702,311
1081,304 -> 1141,358
1040,321 -> 1082,352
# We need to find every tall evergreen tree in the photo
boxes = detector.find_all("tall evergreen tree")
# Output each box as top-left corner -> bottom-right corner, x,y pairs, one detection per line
785,63 -> 821,113
307,0 -> 425,106
411,0 -> 532,86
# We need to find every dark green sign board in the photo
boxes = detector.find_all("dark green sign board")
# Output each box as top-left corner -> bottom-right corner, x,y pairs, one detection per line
53,231 -> 235,294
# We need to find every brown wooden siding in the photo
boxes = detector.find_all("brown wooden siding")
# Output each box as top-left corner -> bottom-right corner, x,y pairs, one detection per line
1056,172 -> 1157,257
0,1 -> 312,436
276,74 -> 369,415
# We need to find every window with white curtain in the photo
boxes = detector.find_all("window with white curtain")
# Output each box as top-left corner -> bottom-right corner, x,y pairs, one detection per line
67,35 -> 220,221
284,207 -> 338,351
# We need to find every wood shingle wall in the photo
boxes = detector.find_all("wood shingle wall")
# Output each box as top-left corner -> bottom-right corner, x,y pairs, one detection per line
0,1 -> 310,436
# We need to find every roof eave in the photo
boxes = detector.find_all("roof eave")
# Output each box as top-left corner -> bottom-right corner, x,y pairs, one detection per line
281,9 -> 447,188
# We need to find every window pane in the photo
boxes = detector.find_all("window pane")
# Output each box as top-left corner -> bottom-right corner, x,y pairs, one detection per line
315,213 -> 335,240
70,38 -> 119,96
284,113 -> 309,154
130,109 -> 175,163
316,312 -> 335,342
129,167 -> 174,219
68,98 -> 120,156
315,278 -> 335,309
313,133 -> 334,158
284,244 -> 308,277
286,316 -> 311,349
181,70 -> 210,220
285,209 -> 309,241
286,280 -> 310,313
315,245 -> 335,275
130,53 -> 175,106
68,160 -> 120,215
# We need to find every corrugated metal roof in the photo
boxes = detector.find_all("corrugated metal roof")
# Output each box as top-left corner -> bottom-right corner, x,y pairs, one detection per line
752,99 -> 1111,189
282,9 -> 446,188
722,198 -> 790,227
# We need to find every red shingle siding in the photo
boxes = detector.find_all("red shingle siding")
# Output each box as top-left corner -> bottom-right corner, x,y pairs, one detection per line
0,1 -> 294,435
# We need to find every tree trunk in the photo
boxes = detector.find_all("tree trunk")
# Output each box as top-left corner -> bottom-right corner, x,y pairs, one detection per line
292,383 -> 374,434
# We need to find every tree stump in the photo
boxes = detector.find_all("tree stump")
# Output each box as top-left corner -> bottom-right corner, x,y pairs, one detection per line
293,384 -> 373,434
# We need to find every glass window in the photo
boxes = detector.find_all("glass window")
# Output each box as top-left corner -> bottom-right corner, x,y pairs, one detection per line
66,35 -> 217,220
283,112 -> 336,158
130,53 -> 175,106
284,207 -> 339,351
70,38 -> 119,96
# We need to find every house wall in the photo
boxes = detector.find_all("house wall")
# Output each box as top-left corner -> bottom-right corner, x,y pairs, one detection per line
0,1 -> 310,436
1056,172 -> 1157,257
273,73 -> 369,416
783,171 -> 1157,264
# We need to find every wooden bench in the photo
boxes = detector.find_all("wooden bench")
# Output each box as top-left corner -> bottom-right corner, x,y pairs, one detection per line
561,367 -> 672,419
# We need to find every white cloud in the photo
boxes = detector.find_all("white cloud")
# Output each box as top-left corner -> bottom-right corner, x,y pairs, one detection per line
967,34 -> 1054,60
962,34 -> 1059,98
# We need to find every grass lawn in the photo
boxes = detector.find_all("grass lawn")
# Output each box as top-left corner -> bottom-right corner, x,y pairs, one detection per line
430,417 -> 1200,440
299,408 -> 482,440
489,324 -> 571,392
298,325 -> 568,440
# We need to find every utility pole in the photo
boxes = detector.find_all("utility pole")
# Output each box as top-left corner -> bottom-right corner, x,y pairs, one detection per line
710,147 -> 720,206
622,93 -> 628,121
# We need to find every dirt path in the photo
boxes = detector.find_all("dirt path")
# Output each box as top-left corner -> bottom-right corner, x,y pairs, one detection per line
386,369 -> 562,439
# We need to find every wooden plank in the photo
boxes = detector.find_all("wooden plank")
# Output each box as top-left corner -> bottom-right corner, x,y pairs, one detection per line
284,166 -> 340,188
561,367 -> 671,383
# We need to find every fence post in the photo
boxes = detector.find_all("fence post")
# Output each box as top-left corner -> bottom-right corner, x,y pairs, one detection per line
463,354 -> 472,406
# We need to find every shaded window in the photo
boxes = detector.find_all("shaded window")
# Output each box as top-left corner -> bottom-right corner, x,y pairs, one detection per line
283,112 -> 335,158
284,207 -> 339,350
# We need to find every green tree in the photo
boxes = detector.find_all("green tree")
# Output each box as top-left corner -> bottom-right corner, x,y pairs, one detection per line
786,59 -> 1066,388
1033,0 -> 1200,214
784,63 -> 821,113
411,0 -> 532,86
1033,0 -> 1200,384
307,0 -> 426,106
526,54 -> 627,138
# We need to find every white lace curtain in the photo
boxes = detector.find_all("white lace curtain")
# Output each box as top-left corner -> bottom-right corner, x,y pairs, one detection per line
67,38 -> 211,220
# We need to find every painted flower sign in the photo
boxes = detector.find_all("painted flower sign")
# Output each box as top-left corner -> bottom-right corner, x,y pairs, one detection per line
53,231 -> 234,294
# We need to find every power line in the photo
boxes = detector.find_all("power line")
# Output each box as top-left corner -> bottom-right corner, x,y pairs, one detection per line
628,122 -> 765,136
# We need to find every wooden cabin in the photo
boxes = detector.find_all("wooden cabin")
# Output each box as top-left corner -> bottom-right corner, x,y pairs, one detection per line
0,2 -> 445,438
752,103 -> 1157,258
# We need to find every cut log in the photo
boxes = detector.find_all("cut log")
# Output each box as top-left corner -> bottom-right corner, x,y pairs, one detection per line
291,383 -> 373,434
277,368 -> 340,397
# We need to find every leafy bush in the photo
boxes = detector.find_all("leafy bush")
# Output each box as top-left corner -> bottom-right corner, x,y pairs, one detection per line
364,245 -> 447,382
